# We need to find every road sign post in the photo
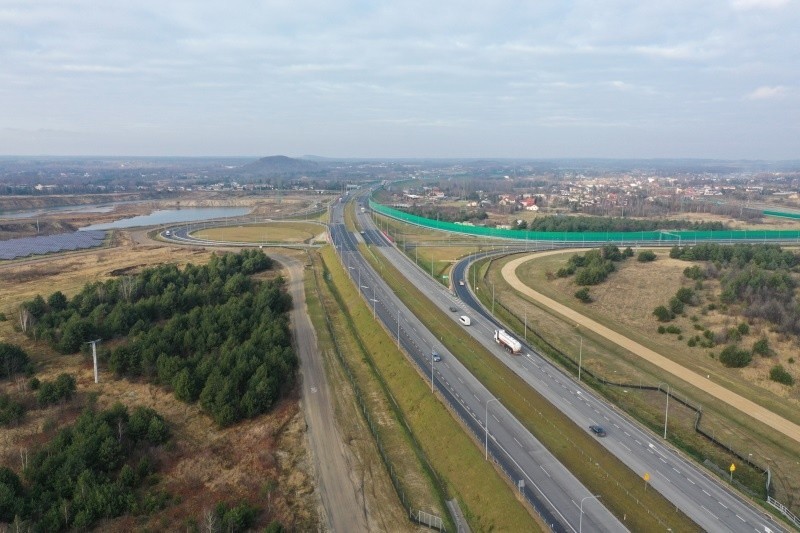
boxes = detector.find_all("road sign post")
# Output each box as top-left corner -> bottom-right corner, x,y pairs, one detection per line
729,463 -> 736,482
643,471 -> 650,491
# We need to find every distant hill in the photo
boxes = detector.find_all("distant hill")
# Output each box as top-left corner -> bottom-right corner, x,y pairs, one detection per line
238,155 -> 321,176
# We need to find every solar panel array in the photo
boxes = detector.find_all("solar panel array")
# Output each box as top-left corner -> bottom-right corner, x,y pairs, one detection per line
0,231 -> 107,260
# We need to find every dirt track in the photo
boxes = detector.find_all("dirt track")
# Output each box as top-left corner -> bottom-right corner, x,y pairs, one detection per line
502,252 -> 800,445
273,253 -> 370,532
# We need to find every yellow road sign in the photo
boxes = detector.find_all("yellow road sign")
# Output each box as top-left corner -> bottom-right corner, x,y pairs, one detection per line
644,472 -> 650,481
729,463 -> 736,472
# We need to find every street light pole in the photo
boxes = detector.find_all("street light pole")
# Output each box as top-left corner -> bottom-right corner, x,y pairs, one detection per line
579,494 -> 601,533
524,310 -> 527,342
485,398 -> 500,461
430,350 -> 434,392
664,383 -> 670,439
491,281 -> 495,316
577,336 -> 583,382
397,310 -> 400,348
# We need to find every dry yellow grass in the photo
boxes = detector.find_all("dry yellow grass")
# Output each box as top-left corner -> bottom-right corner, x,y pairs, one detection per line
492,250 -> 800,506
191,222 -> 323,243
0,235 -> 319,530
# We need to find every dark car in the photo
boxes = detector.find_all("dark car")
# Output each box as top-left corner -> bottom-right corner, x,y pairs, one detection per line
449,306 -> 459,312
589,425 -> 606,437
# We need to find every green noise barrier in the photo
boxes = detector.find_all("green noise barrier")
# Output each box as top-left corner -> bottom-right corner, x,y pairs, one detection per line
369,199 -> 800,244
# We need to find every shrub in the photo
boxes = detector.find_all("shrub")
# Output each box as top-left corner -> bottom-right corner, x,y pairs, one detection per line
37,373 -> 76,406
665,325 -> 682,334
675,287 -> 696,305
769,365 -> 794,386
707,303 -> 717,311
0,393 -> 25,426
637,250 -> 657,262
0,343 -> 33,379
556,266 -> 575,278
653,306 -> 672,322
0,312 -> 6,321
688,337 -> 698,347
719,345 -> 752,368
574,287 -> 592,303
657,326 -> 666,334
752,338 -> 771,357
737,323 -> 750,336
669,297 -> 684,315
789,357 -> 795,364
684,265 -> 707,280
623,247 -> 634,258
693,323 -> 705,331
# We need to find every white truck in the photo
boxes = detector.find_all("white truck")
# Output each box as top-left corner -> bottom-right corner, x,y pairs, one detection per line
494,329 -> 522,354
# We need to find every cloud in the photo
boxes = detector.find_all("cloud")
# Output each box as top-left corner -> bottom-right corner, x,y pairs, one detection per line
732,0 -> 790,10
746,85 -> 787,99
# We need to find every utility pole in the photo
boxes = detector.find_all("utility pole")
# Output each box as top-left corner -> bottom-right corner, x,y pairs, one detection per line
87,339 -> 101,383
577,336 -> 583,382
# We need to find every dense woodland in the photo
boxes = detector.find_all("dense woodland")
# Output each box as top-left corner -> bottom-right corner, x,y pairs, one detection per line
0,403 -> 170,531
670,244 -> 800,336
19,250 -> 297,426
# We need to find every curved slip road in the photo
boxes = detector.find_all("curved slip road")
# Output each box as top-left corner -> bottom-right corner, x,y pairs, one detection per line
502,251 -> 800,445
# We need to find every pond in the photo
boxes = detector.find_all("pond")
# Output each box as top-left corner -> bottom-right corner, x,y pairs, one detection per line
80,207 -> 251,231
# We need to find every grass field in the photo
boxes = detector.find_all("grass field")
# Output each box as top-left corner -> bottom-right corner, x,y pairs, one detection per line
191,222 -> 323,243
359,241 -> 698,531
488,250 -> 800,509
320,246 -> 542,531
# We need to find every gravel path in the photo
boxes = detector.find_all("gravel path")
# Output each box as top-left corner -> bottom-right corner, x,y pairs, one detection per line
278,253 -> 370,532
502,251 -> 800,445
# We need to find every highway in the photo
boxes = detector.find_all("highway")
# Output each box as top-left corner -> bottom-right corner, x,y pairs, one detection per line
331,200 -> 627,532
354,201 -> 787,533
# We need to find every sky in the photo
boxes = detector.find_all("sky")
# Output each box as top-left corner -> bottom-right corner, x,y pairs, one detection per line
1,0 -> 798,159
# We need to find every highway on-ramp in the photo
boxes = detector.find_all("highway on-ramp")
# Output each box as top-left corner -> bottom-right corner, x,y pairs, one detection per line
353,197 -> 788,533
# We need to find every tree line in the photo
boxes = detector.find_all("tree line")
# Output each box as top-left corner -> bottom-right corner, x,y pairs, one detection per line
670,244 -> 800,336
520,215 -> 726,232
18,250 -> 298,426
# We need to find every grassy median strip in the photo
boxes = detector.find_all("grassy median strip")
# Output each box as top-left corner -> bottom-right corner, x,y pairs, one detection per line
360,243 -> 700,532
320,246 -> 540,532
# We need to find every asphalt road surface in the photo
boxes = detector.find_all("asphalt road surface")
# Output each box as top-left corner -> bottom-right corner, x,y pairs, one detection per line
350,196 -> 789,533
447,255 -> 787,533
332,200 -> 626,533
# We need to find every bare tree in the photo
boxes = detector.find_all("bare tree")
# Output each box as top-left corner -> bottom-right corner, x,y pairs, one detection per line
120,276 -> 136,302
203,508 -> 219,533
17,306 -> 32,334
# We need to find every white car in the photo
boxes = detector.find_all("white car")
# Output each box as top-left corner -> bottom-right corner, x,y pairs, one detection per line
459,316 -> 471,326
458,280 -> 465,286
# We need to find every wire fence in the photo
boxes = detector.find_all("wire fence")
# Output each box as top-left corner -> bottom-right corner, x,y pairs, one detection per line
491,294 -> 776,494
311,250 -> 447,531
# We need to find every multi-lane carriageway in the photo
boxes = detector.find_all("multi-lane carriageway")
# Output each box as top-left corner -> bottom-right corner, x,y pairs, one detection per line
348,198 -> 787,533
330,202 -> 625,532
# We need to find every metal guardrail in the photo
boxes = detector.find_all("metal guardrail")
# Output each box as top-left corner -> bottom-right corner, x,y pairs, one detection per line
768,497 -> 800,530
